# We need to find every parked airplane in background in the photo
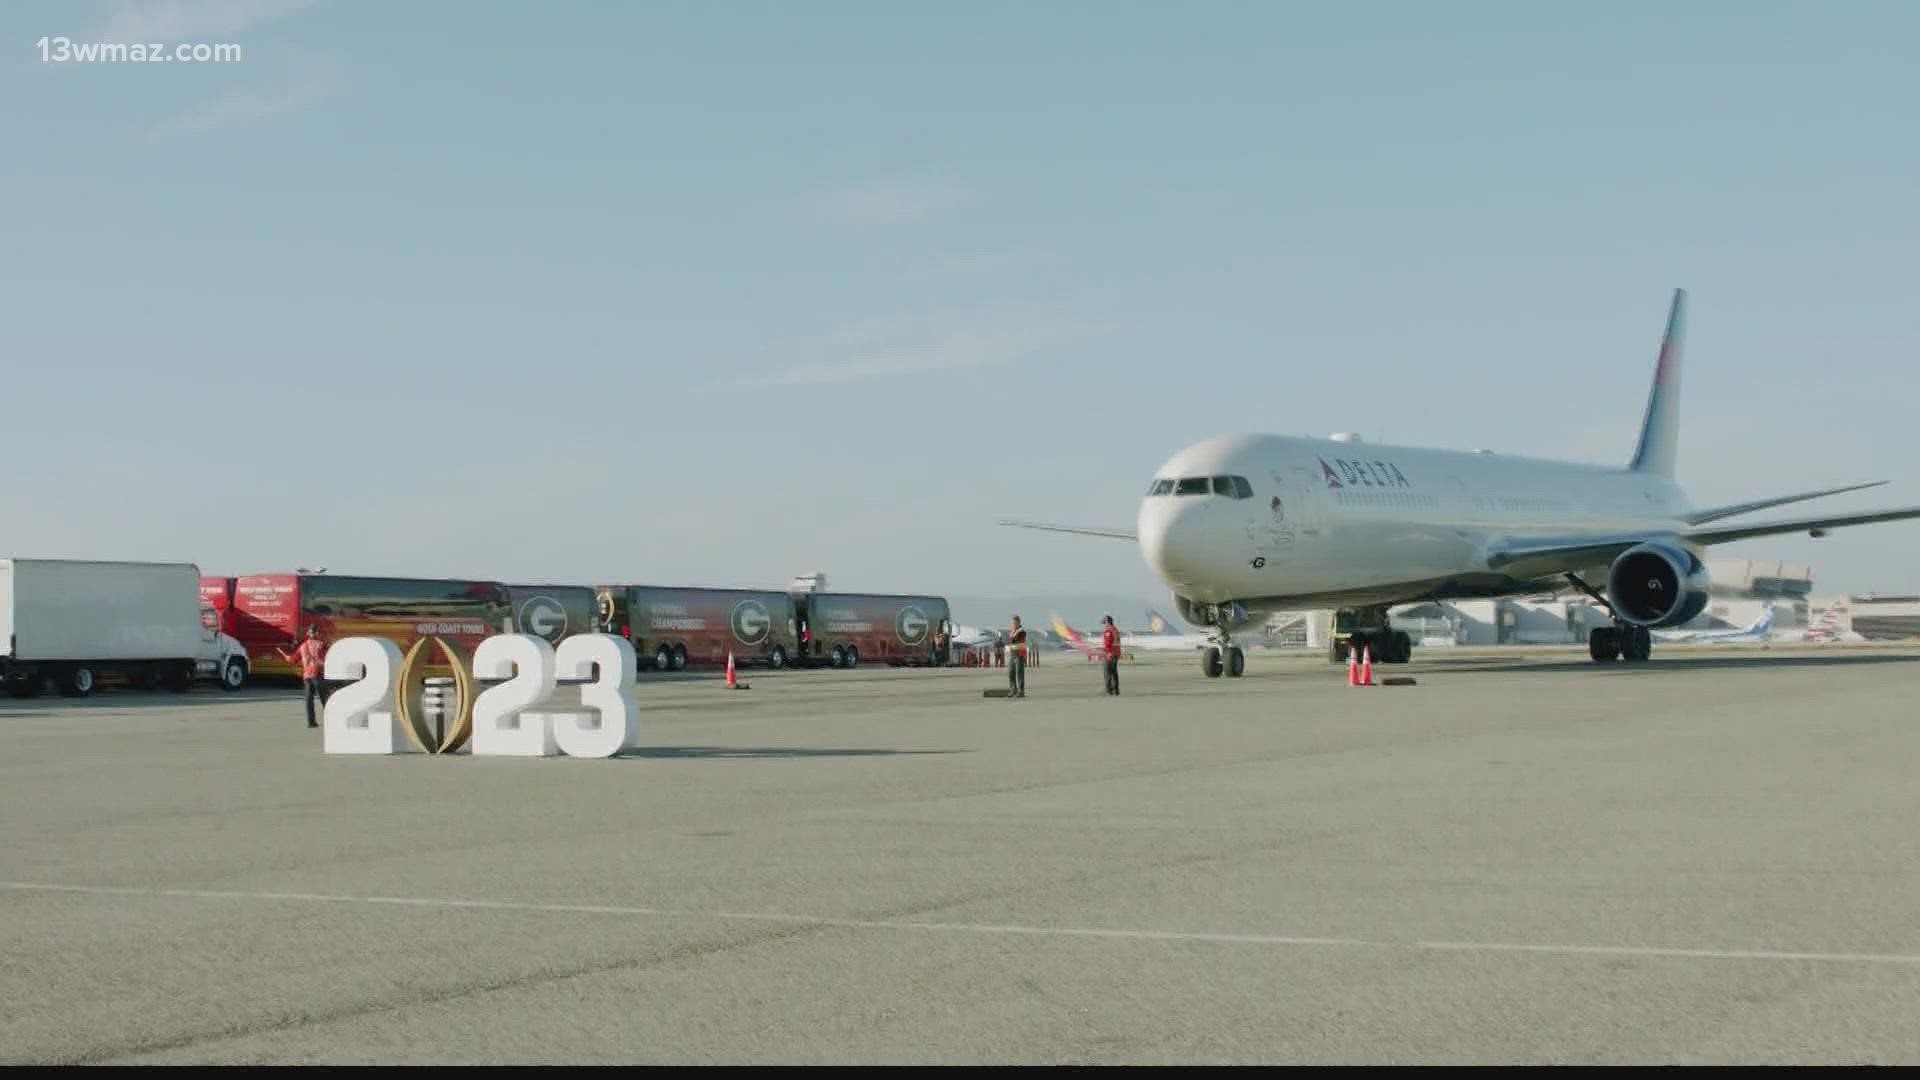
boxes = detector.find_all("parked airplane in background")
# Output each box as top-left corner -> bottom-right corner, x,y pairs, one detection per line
1801,600 -> 1858,643
1050,614 -> 1210,657
1002,289 -> 1920,678
945,622 -> 998,648
1652,605 -> 1775,644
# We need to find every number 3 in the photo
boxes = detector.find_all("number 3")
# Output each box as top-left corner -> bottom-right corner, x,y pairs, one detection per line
472,633 -> 640,758
547,634 -> 641,757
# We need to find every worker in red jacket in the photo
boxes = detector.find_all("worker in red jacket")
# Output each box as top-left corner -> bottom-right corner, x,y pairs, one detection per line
1101,614 -> 1122,695
276,625 -> 329,729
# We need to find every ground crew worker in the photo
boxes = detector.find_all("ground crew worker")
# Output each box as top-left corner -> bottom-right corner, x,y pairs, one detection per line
278,626 -> 328,728
1101,614 -> 1122,695
1006,616 -> 1027,697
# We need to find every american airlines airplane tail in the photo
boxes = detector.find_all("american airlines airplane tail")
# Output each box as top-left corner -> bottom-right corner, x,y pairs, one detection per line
1802,600 -> 1853,642
1000,288 -> 1920,679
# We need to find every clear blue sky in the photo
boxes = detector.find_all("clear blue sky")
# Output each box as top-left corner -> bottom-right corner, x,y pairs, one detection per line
6,1 -> 1918,603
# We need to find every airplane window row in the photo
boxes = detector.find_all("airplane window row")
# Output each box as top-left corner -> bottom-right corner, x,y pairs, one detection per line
1147,475 -> 1255,499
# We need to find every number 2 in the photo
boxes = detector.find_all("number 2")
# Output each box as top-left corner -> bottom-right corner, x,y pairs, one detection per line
322,637 -> 411,754
472,635 -> 560,756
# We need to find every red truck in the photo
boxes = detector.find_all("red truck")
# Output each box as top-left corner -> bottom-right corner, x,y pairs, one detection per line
200,575 -> 234,634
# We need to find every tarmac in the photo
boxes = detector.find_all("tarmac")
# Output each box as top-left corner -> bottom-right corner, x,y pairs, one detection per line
3,643 -> 1919,1065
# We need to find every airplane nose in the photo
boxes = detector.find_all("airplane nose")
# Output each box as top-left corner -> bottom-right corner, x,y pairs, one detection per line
1139,500 -> 1202,586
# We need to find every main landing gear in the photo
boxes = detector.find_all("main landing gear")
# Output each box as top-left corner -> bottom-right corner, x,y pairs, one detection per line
1564,572 -> 1653,664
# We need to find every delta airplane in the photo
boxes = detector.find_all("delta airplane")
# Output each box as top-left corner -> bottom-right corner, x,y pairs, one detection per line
1651,605 -> 1775,644
1001,289 -> 1920,677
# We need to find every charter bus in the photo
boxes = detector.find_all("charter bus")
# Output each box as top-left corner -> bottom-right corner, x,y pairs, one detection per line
228,573 -> 513,679
595,585 -> 800,671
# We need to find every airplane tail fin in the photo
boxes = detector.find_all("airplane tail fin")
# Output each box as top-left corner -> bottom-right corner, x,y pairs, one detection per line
1050,614 -> 1096,657
1628,288 -> 1686,479
1804,600 -> 1842,640
1145,608 -> 1178,635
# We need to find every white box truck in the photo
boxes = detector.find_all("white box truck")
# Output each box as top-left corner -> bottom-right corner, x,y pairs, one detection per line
1,558 -> 214,698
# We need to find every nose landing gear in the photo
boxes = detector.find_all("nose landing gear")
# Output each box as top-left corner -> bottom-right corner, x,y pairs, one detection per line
1202,639 -> 1245,678
1193,601 -> 1247,678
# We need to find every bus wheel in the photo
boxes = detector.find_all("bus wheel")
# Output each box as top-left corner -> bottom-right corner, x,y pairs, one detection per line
653,645 -> 672,672
671,644 -> 688,671
768,646 -> 786,669
846,646 -> 859,668
830,645 -> 846,669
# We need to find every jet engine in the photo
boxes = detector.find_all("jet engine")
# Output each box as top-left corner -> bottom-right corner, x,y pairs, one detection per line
1605,541 -> 1710,627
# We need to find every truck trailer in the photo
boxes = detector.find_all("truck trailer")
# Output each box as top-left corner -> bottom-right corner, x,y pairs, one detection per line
596,585 -> 800,671
2,558 -> 209,697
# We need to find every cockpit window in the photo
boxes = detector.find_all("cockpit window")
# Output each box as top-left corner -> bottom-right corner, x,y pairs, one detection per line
1150,475 -> 1253,497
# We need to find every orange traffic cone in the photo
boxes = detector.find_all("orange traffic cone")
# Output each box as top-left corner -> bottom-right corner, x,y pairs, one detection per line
1347,647 -> 1359,686
725,651 -> 748,690
1360,644 -> 1374,686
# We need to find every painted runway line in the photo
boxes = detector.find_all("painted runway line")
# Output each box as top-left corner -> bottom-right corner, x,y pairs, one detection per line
7,880 -> 1918,968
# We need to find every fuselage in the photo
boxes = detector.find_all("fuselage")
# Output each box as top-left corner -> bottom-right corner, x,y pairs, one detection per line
1137,433 -> 1694,616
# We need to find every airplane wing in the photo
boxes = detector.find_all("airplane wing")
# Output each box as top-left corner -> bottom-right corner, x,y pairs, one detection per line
1684,505 -> 1920,544
997,519 -> 1137,540
1683,481 -> 1888,525
1485,504 -> 1920,579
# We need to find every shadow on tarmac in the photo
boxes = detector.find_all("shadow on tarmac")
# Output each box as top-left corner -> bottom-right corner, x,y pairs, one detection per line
1439,652 -> 1920,675
619,745 -> 971,760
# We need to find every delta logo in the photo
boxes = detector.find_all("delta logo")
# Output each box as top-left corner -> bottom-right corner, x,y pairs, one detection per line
1319,457 -> 1412,489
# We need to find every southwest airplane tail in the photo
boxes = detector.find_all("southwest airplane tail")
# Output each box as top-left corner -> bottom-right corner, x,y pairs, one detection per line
1000,288 -> 1920,679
